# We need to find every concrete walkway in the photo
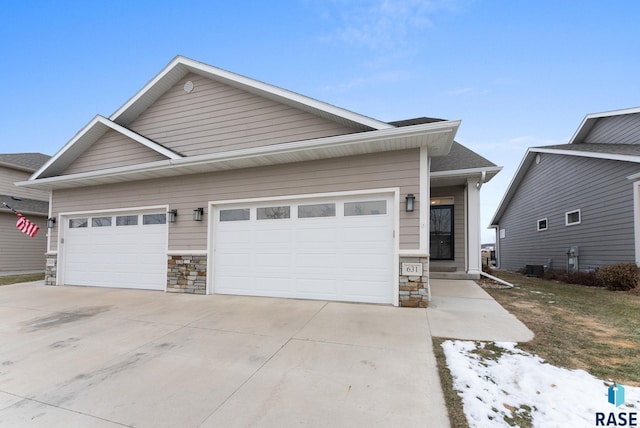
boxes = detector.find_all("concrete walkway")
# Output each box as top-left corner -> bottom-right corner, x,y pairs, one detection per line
427,279 -> 534,342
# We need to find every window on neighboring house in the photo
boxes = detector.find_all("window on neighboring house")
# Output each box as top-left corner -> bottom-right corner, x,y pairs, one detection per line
565,209 -> 581,226
537,218 -> 548,231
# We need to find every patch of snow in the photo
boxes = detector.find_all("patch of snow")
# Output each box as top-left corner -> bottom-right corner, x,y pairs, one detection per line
442,340 -> 640,427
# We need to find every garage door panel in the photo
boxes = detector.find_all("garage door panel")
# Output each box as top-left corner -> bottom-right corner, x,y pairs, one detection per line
217,229 -> 252,245
255,252 -> 292,268
253,277 -> 291,292
342,253 -> 389,267
63,212 -> 167,290
342,225 -> 389,240
217,276 -> 250,293
296,278 -> 338,295
295,253 -> 338,268
295,227 -> 338,243
214,194 -> 394,304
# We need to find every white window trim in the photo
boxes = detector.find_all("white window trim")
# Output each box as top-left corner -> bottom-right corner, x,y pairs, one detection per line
537,218 -> 548,231
565,209 -> 581,226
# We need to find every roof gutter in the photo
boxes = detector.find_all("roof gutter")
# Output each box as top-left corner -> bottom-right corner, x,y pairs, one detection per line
18,120 -> 460,191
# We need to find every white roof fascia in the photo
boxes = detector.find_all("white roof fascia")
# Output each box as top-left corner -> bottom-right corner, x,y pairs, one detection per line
31,116 -> 182,180
531,147 -> 640,163
490,149 -> 537,227
569,106 -> 640,144
430,166 -> 503,178
18,121 -> 459,190
491,145 -> 640,226
107,118 -> 182,160
111,56 -> 393,131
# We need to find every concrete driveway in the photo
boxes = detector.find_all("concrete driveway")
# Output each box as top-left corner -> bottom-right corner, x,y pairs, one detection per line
0,282 -> 448,427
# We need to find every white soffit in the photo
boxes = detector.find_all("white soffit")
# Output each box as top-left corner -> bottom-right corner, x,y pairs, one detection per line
19,120 -> 460,190
111,56 -> 393,132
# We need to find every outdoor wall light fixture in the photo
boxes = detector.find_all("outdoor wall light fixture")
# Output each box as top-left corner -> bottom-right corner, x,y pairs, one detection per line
46,217 -> 56,228
405,194 -> 415,212
167,209 -> 178,223
193,208 -> 204,221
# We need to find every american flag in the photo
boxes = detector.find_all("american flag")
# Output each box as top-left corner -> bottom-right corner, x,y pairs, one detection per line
2,201 -> 40,238
16,213 -> 40,237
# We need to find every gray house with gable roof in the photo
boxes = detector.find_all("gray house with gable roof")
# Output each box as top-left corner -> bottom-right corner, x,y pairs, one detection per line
0,153 -> 50,272
19,56 -> 501,306
490,107 -> 640,273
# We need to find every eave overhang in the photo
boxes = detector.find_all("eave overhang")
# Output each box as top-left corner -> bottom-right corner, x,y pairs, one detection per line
18,120 -> 460,191
490,145 -> 640,227
431,166 -> 502,187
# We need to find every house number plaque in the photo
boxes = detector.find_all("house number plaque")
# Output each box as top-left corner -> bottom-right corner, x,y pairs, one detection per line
401,263 -> 423,276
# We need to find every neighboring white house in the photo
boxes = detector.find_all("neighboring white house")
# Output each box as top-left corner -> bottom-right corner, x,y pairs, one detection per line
490,107 -> 640,273
0,153 -> 50,273
19,56 -> 500,306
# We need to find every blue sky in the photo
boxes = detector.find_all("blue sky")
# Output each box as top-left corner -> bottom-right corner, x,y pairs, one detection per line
1,1 -> 638,242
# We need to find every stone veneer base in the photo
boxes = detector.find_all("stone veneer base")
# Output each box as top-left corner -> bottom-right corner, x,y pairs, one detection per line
45,253 -> 57,286
399,256 -> 430,308
167,255 -> 207,294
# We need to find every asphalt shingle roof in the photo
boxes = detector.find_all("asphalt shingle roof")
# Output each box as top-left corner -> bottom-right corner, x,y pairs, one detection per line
0,194 -> 48,215
390,117 -> 497,171
430,141 -> 497,171
0,153 -> 50,171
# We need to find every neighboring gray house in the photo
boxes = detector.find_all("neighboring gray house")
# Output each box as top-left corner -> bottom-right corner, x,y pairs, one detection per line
19,56 -> 500,306
0,153 -> 50,272
490,107 -> 640,273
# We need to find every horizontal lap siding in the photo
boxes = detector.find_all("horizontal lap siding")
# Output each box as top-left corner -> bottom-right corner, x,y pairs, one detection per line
0,213 -> 47,271
0,166 -> 48,201
498,153 -> 639,271
50,150 -> 420,251
585,115 -> 640,145
128,73 -> 358,157
62,130 -> 169,175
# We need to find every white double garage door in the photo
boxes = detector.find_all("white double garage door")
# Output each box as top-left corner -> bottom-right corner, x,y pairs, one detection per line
62,193 -> 395,304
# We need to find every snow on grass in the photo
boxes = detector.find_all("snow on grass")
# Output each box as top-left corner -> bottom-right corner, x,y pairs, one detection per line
442,340 -> 640,427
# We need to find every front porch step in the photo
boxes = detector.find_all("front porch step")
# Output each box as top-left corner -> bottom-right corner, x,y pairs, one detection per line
429,271 -> 480,280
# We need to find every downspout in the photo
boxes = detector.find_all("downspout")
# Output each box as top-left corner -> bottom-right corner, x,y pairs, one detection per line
480,270 -> 514,288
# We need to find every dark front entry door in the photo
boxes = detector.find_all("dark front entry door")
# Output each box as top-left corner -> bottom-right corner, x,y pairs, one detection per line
430,205 -> 454,260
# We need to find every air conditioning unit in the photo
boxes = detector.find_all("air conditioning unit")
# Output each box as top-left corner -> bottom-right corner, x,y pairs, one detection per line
526,265 -> 544,277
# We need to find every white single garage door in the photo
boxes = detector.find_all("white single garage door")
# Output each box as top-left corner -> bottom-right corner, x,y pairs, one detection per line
213,194 -> 394,304
63,211 -> 168,290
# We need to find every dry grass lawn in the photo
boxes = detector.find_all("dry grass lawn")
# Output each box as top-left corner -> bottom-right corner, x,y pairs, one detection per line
433,269 -> 640,428
0,273 -> 45,286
